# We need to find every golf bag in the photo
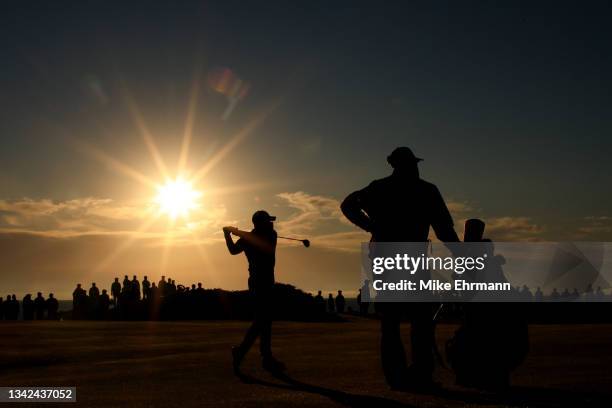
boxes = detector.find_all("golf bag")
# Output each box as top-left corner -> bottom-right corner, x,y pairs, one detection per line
446,303 -> 529,390
445,219 -> 529,390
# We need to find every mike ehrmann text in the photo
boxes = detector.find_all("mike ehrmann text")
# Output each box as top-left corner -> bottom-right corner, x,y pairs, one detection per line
372,279 -> 512,292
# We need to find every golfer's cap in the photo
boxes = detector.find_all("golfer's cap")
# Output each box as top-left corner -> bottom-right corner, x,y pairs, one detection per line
252,210 -> 276,223
388,147 -> 423,163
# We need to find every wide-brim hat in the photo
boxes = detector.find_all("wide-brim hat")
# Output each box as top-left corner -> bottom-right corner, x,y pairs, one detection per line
388,147 -> 423,163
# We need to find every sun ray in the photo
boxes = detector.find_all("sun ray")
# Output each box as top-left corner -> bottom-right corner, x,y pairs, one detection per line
159,219 -> 175,278
75,84 -> 288,287
204,181 -> 281,197
185,229 -> 220,288
75,141 -> 158,189
178,68 -> 201,175
191,98 -> 283,184
121,86 -> 170,180
92,214 -> 161,275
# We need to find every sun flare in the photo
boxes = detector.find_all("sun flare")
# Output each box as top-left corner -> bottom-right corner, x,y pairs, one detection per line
155,178 -> 202,219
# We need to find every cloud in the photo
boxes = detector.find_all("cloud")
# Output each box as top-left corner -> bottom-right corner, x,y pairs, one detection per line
577,216 -> 612,238
481,216 -> 544,241
0,197 -> 231,242
0,192 -> 547,254
445,203 -> 544,241
0,198 -> 145,235
275,191 -> 347,235
0,192 -> 550,297
446,201 -> 473,214
275,191 -> 366,251
275,191 -> 545,250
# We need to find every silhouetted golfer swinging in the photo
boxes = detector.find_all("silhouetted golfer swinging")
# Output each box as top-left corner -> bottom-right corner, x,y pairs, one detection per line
341,147 -> 459,390
224,210 -> 286,374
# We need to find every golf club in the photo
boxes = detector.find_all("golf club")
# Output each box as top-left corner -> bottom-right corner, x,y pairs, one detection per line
278,236 -> 310,248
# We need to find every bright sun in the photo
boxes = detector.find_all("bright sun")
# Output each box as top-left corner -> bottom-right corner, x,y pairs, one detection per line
155,178 -> 202,219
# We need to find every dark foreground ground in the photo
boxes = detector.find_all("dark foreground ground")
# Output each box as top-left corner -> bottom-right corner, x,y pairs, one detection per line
1,318 -> 612,407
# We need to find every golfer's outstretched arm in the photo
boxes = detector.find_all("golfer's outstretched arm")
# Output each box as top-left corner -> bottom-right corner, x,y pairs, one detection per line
341,191 -> 372,232
223,228 -> 243,255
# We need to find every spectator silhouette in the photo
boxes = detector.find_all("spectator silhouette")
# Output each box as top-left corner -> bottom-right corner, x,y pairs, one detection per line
584,284 -> 594,301
150,282 -> 158,299
3,295 -> 15,320
132,275 -> 141,300
1,295 -> 9,320
358,283 -> 370,316
164,278 -> 172,296
0,296 -> 3,320
327,293 -> 335,313
595,286 -> 604,302
100,289 -> 111,317
89,283 -> 100,298
142,276 -> 151,299
521,285 -> 533,302
551,288 -> 560,301
163,278 -> 174,296
159,275 -> 166,296
22,294 -> 35,320
34,292 -> 46,319
335,290 -> 346,313
2,295 -> 9,320
73,284 -> 87,319
73,284 -> 82,305
123,275 -> 130,291
46,293 -> 59,320
314,290 -> 325,315
535,287 -> 543,302
224,210 -> 285,374
111,278 -> 121,306
8,295 -> 19,320
341,146 -> 459,390
561,288 -> 570,299
88,284 -> 100,317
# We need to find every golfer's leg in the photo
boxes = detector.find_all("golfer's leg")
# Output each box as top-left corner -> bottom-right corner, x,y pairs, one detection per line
239,320 -> 260,355
256,293 -> 273,358
380,306 -> 408,387
259,317 -> 272,358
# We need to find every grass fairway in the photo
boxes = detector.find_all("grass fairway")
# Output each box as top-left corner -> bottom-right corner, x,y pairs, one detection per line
1,318 -> 612,407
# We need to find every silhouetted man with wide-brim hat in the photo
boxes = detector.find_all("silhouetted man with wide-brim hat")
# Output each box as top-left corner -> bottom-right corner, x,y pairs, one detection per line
341,146 -> 459,390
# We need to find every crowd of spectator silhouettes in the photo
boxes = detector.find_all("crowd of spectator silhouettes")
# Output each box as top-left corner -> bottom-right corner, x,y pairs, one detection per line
2,280 -> 611,322
0,292 -> 59,320
1,280 -> 356,321
313,289 -> 370,315
68,275 -> 356,321
433,283 -> 611,303
530,284 -> 609,302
